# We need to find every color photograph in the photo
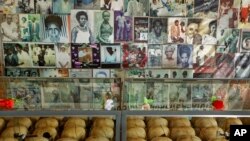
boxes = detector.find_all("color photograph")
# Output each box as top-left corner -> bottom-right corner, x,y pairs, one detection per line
192,82 -> 212,110
168,17 -> 186,44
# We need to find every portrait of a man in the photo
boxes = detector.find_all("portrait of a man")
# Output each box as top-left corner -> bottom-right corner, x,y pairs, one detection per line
148,18 -> 167,44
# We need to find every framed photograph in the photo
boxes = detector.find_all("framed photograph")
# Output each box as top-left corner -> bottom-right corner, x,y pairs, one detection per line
194,0 -> 218,19
217,29 -> 240,53
168,18 -> 187,44
134,17 -> 149,42
124,0 -> 149,16
55,44 -> 71,68
7,80 -> 41,110
1,14 -> 20,42
213,53 -> 235,78
192,82 -> 212,110
5,68 -> 39,77
177,44 -> 193,68
145,69 -> 169,78
234,53 -> 250,78
74,0 -> 100,10
53,0 -> 74,14
101,44 -> 121,68
19,14 -> 41,42
93,69 -> 110,78
71,43 -> 100,68
42,15 -> 70,43
71,10 -> 95,44
114,11 -> 133,42
30,43 -> 56,67
34,0 -> 52,14
69,69 -> 92,78
3,42 -> 33,67
94,10 -> 114,44
162,44 -> 177,68
147,44 -> 162,68
148,18 -> 168,44
241,30 -> 250,52
169,69 -> 193,79
126,69 -> 145,78
16,0 -> 35,13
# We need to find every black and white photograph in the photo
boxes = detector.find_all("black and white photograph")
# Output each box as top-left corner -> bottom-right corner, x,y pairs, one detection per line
192,82 -> 212,110
101,44 -> 121,68
30,43 -> 56,67
94,10 -> 114,43
56,44 -> 71,68
145,69 -> 169,78
93,69 -> 110,78
126,69 -> 145,78
213,53 -> 235,78
148,44 -> 162,68
217,29 -> 240,53
53,0 -> 74,14
169,69 -> 193,79
3,43 -> 33,67
177,44 -> 193,68
194,0 -> 218,19
42,15 -> 70,43
0,0 -> 17,14
5,68 -> 39,77
35,0 -> 52,14
124,0 -> 149,16
235,53 -> 250,78
16,0 -> 35,13
74,0 -> 100,10
69,69 -> 92,78
71,10 -> 95,44
1,14 -> 20,42
148,18 -> 168,44
134,17 -> 149,42
193,45 -> 215,67
241,30 -> 250,52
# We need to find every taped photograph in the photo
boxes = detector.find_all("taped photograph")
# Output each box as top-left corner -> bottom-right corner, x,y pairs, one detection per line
217,29 -> 240,53
124,0 -> 149,16
241,30 -> 250,52
192,82 -> 212,110
5,68 -> 39,77
235,53 -> 250,78
1,14 -> 20,42
177,44 -> 193,68
213,53 -> 235,78
71,43 -> 101,68
94,10 -> 114,43
71,10 -> 95,44
194,0 -> 218,18
101,44 -> 121,68
35,0 -> 52,14
145,69 -> 169,78
162,44 -> 177,68
114,11 -> 133,42
148,44 -> 162,68
69,69 -> 92,78
168,17 -> 186,44
148,18 -> 168,44
3,42 -> 33,67
53,0 -> 74,14
134,17 -> 149,42
30,43 -> 56,67
42,15 -> 70,43
74,0 -> 100,10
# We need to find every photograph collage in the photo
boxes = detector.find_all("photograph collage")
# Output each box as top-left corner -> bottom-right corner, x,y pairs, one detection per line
0,0 -> 250,111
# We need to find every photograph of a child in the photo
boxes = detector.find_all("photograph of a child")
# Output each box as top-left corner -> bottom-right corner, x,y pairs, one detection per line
56,44 -> 71,68
101,44 -> 121,68
177,44 -> 193,68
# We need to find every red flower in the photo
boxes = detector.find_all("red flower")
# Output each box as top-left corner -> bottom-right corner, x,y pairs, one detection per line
212,100 -> 224,110
0,99 -> 14,109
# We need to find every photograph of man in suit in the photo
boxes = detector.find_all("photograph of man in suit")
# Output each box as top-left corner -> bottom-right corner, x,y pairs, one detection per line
28,16 -> 40,42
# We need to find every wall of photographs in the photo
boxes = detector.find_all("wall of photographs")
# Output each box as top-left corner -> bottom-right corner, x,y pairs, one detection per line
0,0 -> 249,110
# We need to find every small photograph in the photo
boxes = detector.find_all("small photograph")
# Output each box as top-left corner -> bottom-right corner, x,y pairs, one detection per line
71,10 -> 95,44
0,14 -> 20,42
3,43 -> 33,67
148,44 -> 162,68
5,68 -> 39,77
110,69 -> 125,78
100,0 -> 111,10
169,83 -> 192,111
114,11 -> 133,42
124,0 -> 149,16
101,44 -> 121,68
0,0 -> 17,14
74,0 -> 100,10
39,68 -> 69,77
42,82 -> 75,109
237,80 -> 250,110
169,69 -> 193,79
145,69 -> 169,78
19,14 -> 41,42
93,69 -> 110,78
30,43 -> 56,67
35,0 -> 52,14
69,69 -> 92,78
110,0 -> 124,11
94,10 -> 114,44
71,43 -> 101,68
7,81 -> 41,110
217,29 -> 240,53
193,0 -> 219,19
42,15 -> 70,43
213,53 -> 234,78
212,81 -> 229,110
134,17 -> 149,42
217,0 -> 238,32
122,43 -> 148,68
150,0 -> 188,17
56,44 -> 71,68
16,0 -> 35,13
239,0 -> 250,28
193,45 -> 215,67
192,82 -> 212,110
126,69 -> 145,78
235,53 -> 250,78
241,30 -> 250,52
186,18 -> 217,45
162,44 -> 177,68
177,44 -> 193,68
148,18 -> 168,44
168,18 -> 186,44
53,0 -> 74,14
